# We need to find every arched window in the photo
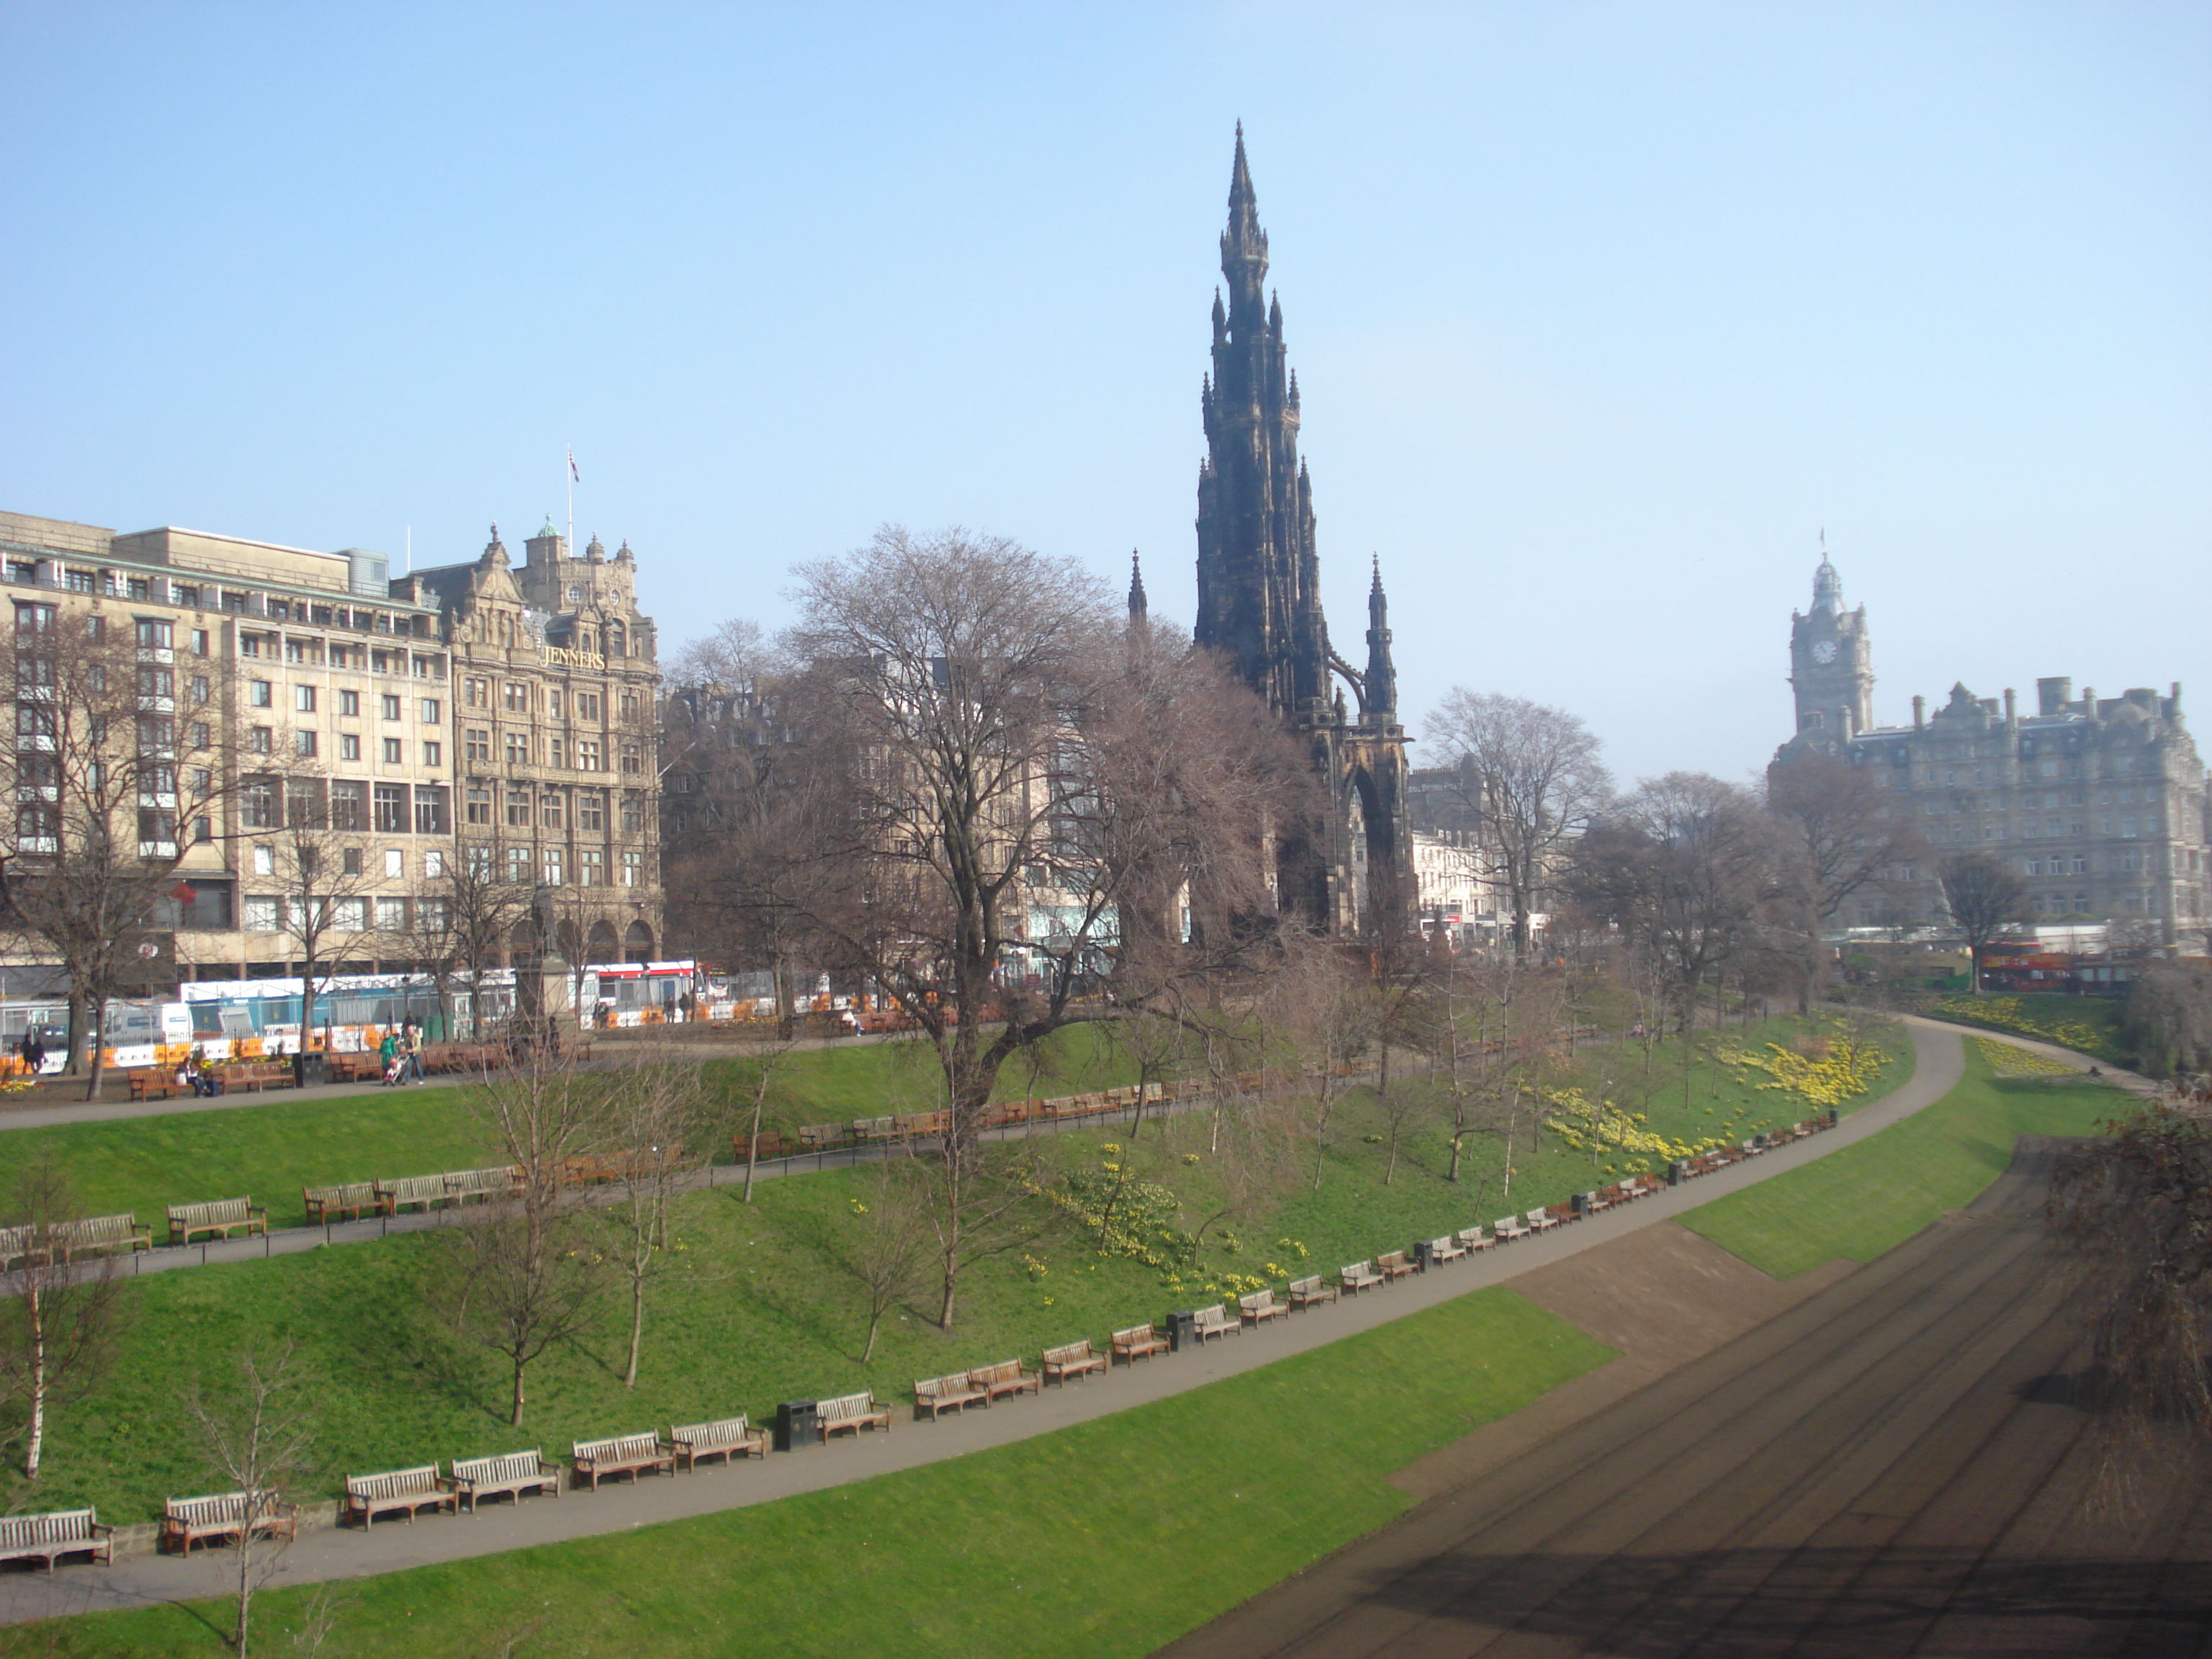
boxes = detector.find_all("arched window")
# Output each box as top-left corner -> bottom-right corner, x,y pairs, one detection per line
608,621 -> 626,659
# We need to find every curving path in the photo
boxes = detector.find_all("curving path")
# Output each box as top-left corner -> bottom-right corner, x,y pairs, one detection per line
0,1022 -> 1977,1629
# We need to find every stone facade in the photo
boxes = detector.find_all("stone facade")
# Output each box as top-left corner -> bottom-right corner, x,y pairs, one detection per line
1193,130 -> 1413,935
397,524 -> 663,964
1773,555 -> 2210,944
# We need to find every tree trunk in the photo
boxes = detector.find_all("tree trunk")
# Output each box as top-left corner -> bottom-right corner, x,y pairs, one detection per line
23,1287 -> 45,1480
861,1309 -> 881,1363
81,1001 -> 107,1102
624,1274 -> 645,1388
1385,1125 -> 1401,1186
63,987 -> 88,1076
510,1354 -> 527,1429
742,1068 -> 768,1203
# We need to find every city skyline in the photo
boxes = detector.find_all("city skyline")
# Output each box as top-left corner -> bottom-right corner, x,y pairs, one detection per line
3,4 -> 2204,784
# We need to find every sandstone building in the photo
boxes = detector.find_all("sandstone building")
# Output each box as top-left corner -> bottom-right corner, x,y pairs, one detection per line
1775,552 -> 2208,943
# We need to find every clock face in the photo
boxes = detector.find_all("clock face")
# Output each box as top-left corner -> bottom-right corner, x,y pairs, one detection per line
1811,638 -> 1839,665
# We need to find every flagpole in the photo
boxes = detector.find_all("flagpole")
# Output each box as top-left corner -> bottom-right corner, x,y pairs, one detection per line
565,447 -> 573,557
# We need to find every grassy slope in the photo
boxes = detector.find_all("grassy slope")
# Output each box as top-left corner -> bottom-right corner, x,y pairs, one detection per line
0,1025 -> 1140,1233
1917,991 -> 2128,1064
37,1287 -> 1614,1659
1678,1044 -> 2119,1278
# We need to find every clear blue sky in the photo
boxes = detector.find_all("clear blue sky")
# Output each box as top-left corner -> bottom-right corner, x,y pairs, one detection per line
3,3 -> 2206,783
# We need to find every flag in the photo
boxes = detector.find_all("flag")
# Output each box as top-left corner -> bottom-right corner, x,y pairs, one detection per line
568,449 -> 580,482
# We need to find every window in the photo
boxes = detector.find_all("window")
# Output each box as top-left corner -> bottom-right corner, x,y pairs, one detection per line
620,744 -> 641,774
505,732 -> 530,765
382,737 -> 404,765
333,896 -> 368,931
577,792 -> 603,832
331,781 -> 366,830
339,689 -> 359,716
14,601 -> 55,633
567,583 -> 584,602
414,786 -> 449,834
192,628 -> 210,656
674,773 -> 695,794
189,721 -> 210,749
620,850 -> 643,888
576,738 -> 601,772
504,682 -> 529,713
547,691 -> 563,719
341,845 -> 362,876
252,844 -> 274,876
466,842 -> 494,878
541,793 -> 563,830
465,786 -> 491,825
620,793 -> 645,832
466,728 -> 490,763
543,846 -> 565,886
549,737 -> 565,770
371,896 -> 405,932
244,896 -> 280,933
341,733 -> 361,762
418,896 -> 449,932
250,679 -> 273,706
621,690 -> 639,718
420,698 -> 440,724
578,847 -> 603,886
138,665 -> 174,698
193,815 -> 212,844
250,726 -> 273,753
423,741 -> 442,767
284,637 -> 307,662
381,693 -> 402,720
464,676 -> 488,707
609,622 -> 626,657
384,848 -> 404,879
126,577 -> 150,601
135,617 -> 172,648
506,789 -> 531,827
425,849 -> 444,878
295,729 -> 318,757
65,568 -> 94,593
189,673 -> 210,703
242,781 -> 277,828
238,631 -> 259,655
577,693 -> 600,721
373,783 -> 408,832
505,845 -> 532,884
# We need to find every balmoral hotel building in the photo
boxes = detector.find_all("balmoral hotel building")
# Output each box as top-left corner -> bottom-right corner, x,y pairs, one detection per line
1,508 -> 662,982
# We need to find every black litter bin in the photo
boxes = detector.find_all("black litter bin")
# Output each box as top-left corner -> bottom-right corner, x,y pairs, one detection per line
1415,1238 -> 1438,1272
1571,1191 -> 1591,1219
775,1400 -> 820,1452
1166,1309 -> 1199,1352
1667,1159 -> 1688,1187
1826,1107 -> 1840,1128
293,1052 -> 327,1089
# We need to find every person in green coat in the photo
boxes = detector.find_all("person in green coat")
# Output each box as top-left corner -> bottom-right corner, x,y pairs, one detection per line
378,1030 -> 400,1085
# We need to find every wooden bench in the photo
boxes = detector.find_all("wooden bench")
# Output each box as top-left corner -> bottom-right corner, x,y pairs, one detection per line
50,1213 -> 151,1262
1341,1260 -> 1384,1295
570,1431 -> 676,1489
376,1172 -> 454,1214
127,1070 -> 181,1101
1493,1215 -> 1531,1241
0,1507 -> 112,1572
817,1390 -> 892,1440
449,1449 -> 562,1511
1112,1323 -> 1169,1364
1287,1274 -> 1339,1310
667,1416 -> 766,1470
303,1182 -> 389,1225
1190,1303 -> 1241,1343
1455,1225 -> 1496,1252
445,1166 -> 525,1205
323,1051 -> 385,1083
221,1061 -> 295,1092
969,1357 -> 1040,1401
916,1372 -> 991,1419
167,1197 -> 267,1246
1424,1234 -> 1470,1267
1376,1249 -> 1418,1281
343,1465 -> 456,1529
1526,1208 -> 1561,1233
1040,1339 -> 1106,1385
163,1489 -> 299,1553
1238,1288 -> 1289,1326
732,1130 -> 789,1161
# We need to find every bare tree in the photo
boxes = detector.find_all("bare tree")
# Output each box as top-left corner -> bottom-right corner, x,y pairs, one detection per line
253,796 -> 384,1050
420,845 -> 536,1038
1424,691 -> 1611,960
1570,773 -> 1779,1034
2048,1105 -> 2212,1475
0,1159 -> 130,1482
439,1051 -> 610,1425
832,1161 -> 933,1362
662,616 -> 772,695
1261,941 -> 1374,1192
595,1050 -> 709,1388
186,1344 -> 317,1658
1766,750 -> 1927,1012
732,1014 -> 799,1204
2120,959 -> 2212,1082
1938,852 -> 2032,992
0,605 -> 265,1096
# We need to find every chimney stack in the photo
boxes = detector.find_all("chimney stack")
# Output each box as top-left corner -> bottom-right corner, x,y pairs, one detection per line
2004,688 -> 2017,726
2037,676 -> 2072,716
1912,694 -> 1925,729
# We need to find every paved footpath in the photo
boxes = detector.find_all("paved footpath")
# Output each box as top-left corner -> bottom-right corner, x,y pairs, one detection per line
0,1017 -> 2150,1632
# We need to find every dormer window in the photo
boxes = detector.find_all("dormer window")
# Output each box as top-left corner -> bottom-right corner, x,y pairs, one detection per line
568,584 -> 585,602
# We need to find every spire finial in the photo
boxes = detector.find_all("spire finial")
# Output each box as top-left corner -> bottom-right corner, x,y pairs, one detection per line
1220,122 -> 1267,293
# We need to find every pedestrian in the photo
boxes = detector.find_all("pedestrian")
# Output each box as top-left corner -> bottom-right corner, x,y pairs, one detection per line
405,1023 -> 426,1084
378,1028 -> 400,1086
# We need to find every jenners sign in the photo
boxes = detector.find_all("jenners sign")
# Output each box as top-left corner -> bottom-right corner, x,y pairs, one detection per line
540,645 -> 606,670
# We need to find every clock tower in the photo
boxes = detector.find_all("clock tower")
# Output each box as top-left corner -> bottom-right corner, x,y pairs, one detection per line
1788,552 -> 1874,744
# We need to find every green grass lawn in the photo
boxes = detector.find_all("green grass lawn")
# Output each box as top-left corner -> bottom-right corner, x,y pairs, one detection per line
1917,991 -> 2128,1064
29,1286 -> 1614,1659
0,1015 -> 1908,1532
1677,1043 -> 2121,1278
